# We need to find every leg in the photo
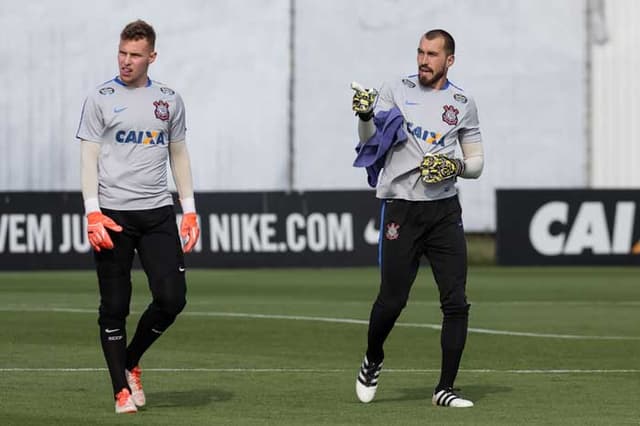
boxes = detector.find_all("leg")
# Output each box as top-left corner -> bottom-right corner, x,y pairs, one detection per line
423,197 -> 470,392
126,206 -> 186,369
357,200 -> 423,403
94,212 -> 137,397
366,200 -> 422,363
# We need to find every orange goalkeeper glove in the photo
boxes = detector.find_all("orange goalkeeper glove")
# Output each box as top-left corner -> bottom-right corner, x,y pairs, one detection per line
87,212 -> 122,252
180,213 -> 200,253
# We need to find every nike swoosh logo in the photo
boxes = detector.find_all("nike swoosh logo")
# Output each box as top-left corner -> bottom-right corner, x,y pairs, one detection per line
151,328 -> 163,334
178,266 -> 185,272
105,328 -> 120,333
113,106 -> 127,113
364,219 -> 380,245
404,101 -> 420,106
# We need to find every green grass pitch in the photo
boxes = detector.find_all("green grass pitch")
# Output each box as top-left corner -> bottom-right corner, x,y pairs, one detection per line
1,267 -> 639,425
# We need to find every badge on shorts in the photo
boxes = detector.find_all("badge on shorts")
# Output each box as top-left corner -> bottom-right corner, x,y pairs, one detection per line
442,105 -> 459,126
154,100 -> 170,121
385,222 -> 400,240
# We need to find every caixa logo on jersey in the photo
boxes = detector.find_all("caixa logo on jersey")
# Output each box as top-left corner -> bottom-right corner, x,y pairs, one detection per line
529,201 -> 640,256
115,130 -> 167,145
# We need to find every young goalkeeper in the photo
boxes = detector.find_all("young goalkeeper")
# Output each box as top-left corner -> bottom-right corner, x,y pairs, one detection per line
76,19 -> 199,414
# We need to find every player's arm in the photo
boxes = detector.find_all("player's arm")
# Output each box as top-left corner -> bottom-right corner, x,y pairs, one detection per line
358,117 -> 376,142
169,140 -> 199,253
351,82 -> 378,142
80,139 -> 122,251
457,96 -> 484,179
81,140 -> 100,211
459,142 -> 484,179
420,130 -> 483,184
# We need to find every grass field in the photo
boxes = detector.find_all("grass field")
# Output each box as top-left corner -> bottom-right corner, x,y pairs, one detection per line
1,267 -> 639,425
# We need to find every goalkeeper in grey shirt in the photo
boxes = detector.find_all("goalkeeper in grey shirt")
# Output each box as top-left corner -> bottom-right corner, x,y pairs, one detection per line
76,20 -> 199,414
352,29 -> 484,408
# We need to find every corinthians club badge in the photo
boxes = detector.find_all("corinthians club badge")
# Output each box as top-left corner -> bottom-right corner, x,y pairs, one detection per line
385,222 -> 400,240
442,105 -> 459,126
154,100 -> 170,121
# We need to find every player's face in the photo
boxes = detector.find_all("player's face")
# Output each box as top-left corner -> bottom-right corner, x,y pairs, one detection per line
118,38 -> 157,87
417,36 -> 454,89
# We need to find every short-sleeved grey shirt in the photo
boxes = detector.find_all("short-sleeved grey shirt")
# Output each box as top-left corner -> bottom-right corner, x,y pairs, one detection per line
76,77 -> 186,210
374,75 -> 482,201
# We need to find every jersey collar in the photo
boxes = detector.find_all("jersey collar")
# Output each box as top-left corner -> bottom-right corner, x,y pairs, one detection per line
113,76 -> 152,87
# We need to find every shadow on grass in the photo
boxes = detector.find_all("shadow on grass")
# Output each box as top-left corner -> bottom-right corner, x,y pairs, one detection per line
378,384 -> 512,403
146,387 -> 233,408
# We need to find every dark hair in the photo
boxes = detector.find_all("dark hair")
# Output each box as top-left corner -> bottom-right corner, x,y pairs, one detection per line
424,29 -> 455,55
120,19 -> 156,49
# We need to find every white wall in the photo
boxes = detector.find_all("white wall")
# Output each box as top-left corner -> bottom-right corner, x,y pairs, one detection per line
0,0 -> 588,231
591,0 -> 640,188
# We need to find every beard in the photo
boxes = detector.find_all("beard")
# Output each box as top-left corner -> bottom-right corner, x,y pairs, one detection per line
418,67 -> 446,87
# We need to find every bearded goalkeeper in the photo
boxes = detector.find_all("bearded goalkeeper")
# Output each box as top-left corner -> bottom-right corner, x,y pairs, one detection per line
351,29 -> 484,408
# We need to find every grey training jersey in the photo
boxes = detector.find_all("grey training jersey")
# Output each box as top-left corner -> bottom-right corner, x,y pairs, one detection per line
374,75 -> 481,201
76,77 -> 186,210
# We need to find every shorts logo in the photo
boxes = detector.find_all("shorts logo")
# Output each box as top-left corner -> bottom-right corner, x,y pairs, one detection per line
442,105 -> 459,126
385,222 -> 400,240
154,100 -> 170,121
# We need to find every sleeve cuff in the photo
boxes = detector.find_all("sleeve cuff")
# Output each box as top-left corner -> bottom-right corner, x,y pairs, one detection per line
84,198 -> 100,215
180,197 -> 196,214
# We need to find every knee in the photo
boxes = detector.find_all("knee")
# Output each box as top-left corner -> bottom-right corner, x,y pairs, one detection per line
165,295 -> 186,317
441,302 -> 470,319
152,274 -> 186,317
98,296 -> 130,327
374,293 -> 408,315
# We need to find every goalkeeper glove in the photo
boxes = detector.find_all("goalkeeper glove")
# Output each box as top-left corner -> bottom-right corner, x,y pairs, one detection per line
351,81 -> 378,121
180,213 -> 200,253
87,212 -> 122,252
419,153 -> 465,184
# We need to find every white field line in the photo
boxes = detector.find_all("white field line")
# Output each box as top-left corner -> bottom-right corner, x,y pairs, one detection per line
0,307 -> 639,341
0,367 -> 638,374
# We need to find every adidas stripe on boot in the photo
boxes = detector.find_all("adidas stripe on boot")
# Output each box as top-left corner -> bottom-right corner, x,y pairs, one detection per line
355,356 -> 383,403
432,388 -> 474,408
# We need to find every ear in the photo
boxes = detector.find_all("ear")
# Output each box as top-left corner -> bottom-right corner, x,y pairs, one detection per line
148,51 -> 157,65
447,54 -> 455,68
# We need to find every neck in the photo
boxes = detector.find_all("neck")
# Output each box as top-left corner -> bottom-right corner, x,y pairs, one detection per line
430,77 -> 448,90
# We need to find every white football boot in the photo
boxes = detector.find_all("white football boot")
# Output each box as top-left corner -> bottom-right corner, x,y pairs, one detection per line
432,388 -> 474,408
115,388 -> 137,414
355,356 -> 383,403
125,366 -> 146,407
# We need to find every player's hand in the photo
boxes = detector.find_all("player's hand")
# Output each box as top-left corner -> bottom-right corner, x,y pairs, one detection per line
180,213 -> 200,253
419,153 -> 465,184
87,212 -> 122,252
351,81 -> 378,120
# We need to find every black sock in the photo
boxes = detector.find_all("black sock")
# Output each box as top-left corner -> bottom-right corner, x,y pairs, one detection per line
126,307 -> 174,370
100,327 -> 128,396
436,313 -> 468,392
366,299 -> 403,364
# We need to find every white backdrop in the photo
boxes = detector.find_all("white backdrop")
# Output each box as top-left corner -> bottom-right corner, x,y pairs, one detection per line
0,0 -> 587,231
